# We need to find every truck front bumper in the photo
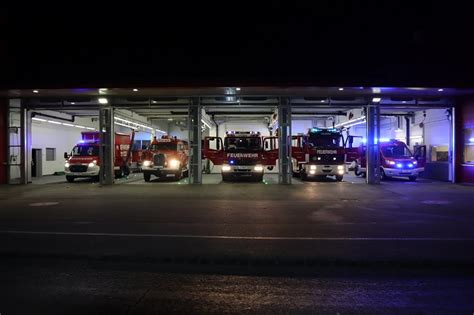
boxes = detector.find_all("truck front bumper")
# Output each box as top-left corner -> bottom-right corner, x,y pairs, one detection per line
142,166 -> 180,177
65,165 -> 100,177
221,165 -> 264,177
383,167 -> 424,177
304,164 -> 345,176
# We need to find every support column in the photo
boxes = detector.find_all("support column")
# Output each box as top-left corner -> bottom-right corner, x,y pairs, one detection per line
0,99 -> 7,184
278,97 -> 292,184
366,104 -> 380,184
99,106 -> 114,185
188,98 -> 202,184
449,107 -> 456,183
20,102 -> 32,184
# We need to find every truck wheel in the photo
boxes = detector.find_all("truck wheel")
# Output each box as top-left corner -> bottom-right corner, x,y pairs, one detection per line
115,170 -> 123,179
354,166 -> 362,177
335,175 -> 343,182
408,176 -> 417,181
66,176 -> 75,183
174,168 -> 183,181
381,168 -> 388,180
254,174 -> 264,182
122,165 -> 130,176
144,172 -> 151,182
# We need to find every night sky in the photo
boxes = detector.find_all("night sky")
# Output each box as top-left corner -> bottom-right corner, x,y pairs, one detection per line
2,2 -> 474,88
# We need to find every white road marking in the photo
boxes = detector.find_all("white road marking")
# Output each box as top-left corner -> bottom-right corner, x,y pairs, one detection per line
0,230 -> 472,241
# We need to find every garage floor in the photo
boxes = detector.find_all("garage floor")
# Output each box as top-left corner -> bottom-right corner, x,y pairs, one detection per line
31,172 -> 437,185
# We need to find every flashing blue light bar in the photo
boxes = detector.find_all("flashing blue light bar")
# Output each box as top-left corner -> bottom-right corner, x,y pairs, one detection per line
230,160 -> 235,164
470,137 -> 474,143
396,163 -> 403,168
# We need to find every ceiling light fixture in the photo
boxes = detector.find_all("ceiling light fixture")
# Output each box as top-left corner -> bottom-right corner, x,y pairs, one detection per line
98,98 -> 108,104
133,88 -> 138,92
372,97 -> 381,103
99,88 -> 108,94
33,90 -> 39,93
438,88 -> 444,92
338,88 -> 344,91
236,87 -> 241,91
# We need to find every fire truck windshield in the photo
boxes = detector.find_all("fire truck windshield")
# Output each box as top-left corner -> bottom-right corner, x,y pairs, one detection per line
224,137 -> 261,152
306,134 -> 342,148
72,145 -> 99,156
149,143 -> 177,151
382,144 -> 412,158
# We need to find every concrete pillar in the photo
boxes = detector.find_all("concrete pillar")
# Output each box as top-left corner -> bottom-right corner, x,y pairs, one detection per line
449,107 -> 456,183
188,98 -> 202,184
366,104 -> 381,184
278,97 -> 292,184
0,99 -> 7,184
99,106 -> 114,185
20,102 -> 32,184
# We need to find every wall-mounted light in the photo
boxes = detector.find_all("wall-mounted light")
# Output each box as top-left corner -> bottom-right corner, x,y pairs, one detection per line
33,90 -> 39,94
133,88 -> 138,92
338,88 -> 344,91
438,88 -> 444,92
99,88 -> 108,94
372,97 -> 381,103
236,87 -> 241,91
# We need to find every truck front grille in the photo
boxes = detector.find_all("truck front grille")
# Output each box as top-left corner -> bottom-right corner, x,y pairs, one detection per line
69,165 -> 88,172
153,153 -> 166,166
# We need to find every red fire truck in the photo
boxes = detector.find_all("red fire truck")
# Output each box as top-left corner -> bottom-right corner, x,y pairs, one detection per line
141,135 -> 189,181
291,128 -> 346,181
64,131 -> 134,182
354,139 -> 426,181
203,131 -> 278,181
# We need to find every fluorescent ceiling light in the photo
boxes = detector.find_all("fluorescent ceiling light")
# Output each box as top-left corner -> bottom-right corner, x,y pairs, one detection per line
344,120 -> 366,128
236,87 -> 241,91
32,90 -> 39,93
372,87 -> 381,93
115,121 -> 137,130
372,97 -> 381,103
32,117 -> 47,122
70,102 -> 75,105
99,88 -> 108,94
75,125 -> 85,128
156,129 -> 167,134
334,116 -> 366,128
168,118 -> 173,121
133,88 -> 138,92
201,119 -> 212,129
62,123 -> 74,127
98,98 -> 108,104
338,88 -> 344,91
438,88 -> 444,92
47,120 -> 62,125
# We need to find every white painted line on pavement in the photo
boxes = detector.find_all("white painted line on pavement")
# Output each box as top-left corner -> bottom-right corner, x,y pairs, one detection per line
0,230 -> 473,241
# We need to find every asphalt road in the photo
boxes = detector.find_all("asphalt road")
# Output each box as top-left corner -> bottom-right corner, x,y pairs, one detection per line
1,180 -> 474,313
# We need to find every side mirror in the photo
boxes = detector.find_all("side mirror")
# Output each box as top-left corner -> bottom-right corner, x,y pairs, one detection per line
64,152 -> 69,159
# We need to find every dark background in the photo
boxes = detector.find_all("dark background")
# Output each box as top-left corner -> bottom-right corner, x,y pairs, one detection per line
2,2 -> 474,89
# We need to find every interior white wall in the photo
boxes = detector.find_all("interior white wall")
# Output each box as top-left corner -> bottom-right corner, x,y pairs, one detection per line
32,113 -> 98,176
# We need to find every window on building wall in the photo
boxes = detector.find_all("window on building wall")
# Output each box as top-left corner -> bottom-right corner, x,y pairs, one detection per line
464,128 -> 474,164
45,148 -> 56,161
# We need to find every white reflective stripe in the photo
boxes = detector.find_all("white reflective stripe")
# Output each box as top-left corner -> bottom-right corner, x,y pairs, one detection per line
0,230 -> 473,241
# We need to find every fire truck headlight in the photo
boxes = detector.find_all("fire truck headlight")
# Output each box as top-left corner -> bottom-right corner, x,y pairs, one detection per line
310,165 -> 317,170
88,161 -> 96,168
386,159 -> 396,166
143,160 -> 152,167
338,170 -> 344,175
222,164 -> 231,172
254,165 -> 264,172
64,162 -> 70,168
413,160 -> 418,165
309,170 -> 316,175
337,165 -> 345,170
168,159 -> 180,169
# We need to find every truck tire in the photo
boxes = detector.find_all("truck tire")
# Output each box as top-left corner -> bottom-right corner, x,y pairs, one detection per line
408,176 -> 417,181
335,175 -> 343,182
115,169 -> 123,179
354,165 -> 362,177
144,172 -> 151,182
66,176 -> 75,183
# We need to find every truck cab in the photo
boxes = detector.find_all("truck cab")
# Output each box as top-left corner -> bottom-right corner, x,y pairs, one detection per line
292,128 -> 346,181
141,135 -> 189,182
204,131 -> 278,182
355,139 -> 426,181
